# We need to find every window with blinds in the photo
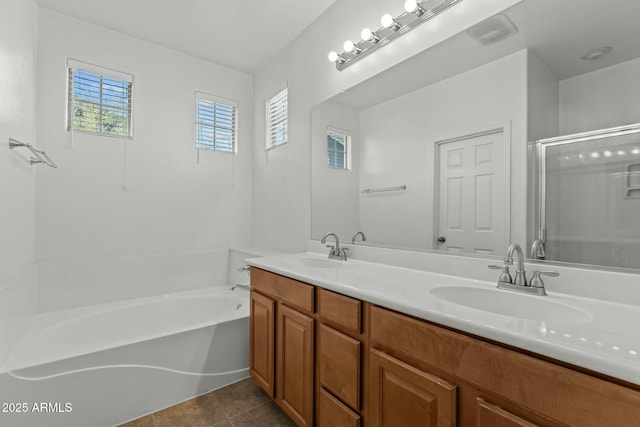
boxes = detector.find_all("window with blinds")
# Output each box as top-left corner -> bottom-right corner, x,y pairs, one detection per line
67,60 -> 133,137
266,87 -> 288,150
327,128 -> 351,170
195,92 -> 238,153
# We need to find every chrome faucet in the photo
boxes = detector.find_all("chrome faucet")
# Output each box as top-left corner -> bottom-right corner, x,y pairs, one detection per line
321,232 -> 348,261
504,243 -> 527,286
488,243 -> 558,296
351,231 -> 367,244
531,239 -> 546,259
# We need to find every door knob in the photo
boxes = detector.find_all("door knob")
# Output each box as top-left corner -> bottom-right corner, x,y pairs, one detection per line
437,237 -> 446,243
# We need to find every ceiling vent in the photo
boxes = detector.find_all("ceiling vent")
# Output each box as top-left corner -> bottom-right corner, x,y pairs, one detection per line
466,14 -> 518,46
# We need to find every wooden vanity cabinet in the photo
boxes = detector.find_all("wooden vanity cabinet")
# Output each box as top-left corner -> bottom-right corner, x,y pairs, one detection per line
250,268 -> 640,427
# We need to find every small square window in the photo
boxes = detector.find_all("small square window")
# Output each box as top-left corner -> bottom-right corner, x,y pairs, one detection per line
195,92 -> 238,153
327,128 -> 351,170
67,60 -> 133,138
266,87 -> 288,150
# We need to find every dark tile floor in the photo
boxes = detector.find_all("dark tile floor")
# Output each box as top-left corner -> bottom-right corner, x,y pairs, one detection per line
119,378 -> 296,427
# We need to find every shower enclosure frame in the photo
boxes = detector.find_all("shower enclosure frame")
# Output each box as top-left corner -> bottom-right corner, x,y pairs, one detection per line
531,122 -> 640,266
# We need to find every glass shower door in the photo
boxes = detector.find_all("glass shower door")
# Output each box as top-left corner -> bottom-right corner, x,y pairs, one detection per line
535,124 -> 640,269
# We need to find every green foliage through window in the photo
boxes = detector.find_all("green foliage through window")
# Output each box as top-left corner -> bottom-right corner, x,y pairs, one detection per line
195,95 -> 238,153
68,67 -> 132,137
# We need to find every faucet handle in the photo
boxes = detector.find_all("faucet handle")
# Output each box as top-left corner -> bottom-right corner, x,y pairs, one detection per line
529,269 -> 559,292
534,270 -> 559,277
488,265 -> 513,284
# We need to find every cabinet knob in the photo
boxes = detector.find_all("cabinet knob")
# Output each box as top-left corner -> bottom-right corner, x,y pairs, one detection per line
437,236 -> 446,243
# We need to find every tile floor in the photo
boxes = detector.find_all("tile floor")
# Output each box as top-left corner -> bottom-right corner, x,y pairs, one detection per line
119,378 -> 296,427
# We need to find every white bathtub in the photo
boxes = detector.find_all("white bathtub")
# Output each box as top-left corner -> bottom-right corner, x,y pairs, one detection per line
0,286 -> 250,427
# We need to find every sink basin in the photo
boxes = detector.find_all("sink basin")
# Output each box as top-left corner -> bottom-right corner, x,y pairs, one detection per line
430,286 -> 592,324
297,257 -> 342,269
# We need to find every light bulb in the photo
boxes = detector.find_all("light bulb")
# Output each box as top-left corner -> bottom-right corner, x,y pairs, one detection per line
343,40 -> 355,52
361,28 -> 379,43
381,13 -> 397,29
404,0 -> 418,13
328,51 -> 339,62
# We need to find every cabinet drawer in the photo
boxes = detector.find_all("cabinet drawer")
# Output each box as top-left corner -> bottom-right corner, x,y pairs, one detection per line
475,398 -> 538,427
319,324 -> 361,410
318,288 -> 361,334
251,268 -> 314,312
318,388 -> 360,427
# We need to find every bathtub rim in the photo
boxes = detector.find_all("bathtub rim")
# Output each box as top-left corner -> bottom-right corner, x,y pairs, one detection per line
1,285 -> 249,373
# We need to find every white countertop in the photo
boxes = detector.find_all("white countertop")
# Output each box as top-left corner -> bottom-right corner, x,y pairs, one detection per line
246,252 -> 640,386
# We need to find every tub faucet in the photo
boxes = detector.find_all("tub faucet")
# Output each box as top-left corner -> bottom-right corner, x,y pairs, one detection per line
231,284 -> 250,291
351,231 -> 367,244
321,232 -> 348,261
504,243 -> 527,286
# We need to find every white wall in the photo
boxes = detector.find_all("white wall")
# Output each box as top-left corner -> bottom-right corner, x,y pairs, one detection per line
311,101 -> 360,240
358,51 -> 528,250
35,10 -> 254,305
559,56 -> 640,134
0,0 -> 39,365
252,0 -> 522,253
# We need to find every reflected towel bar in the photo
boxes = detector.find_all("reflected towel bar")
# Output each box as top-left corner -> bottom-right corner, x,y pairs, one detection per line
361,185 -> 407,194
9,138 -> 58,168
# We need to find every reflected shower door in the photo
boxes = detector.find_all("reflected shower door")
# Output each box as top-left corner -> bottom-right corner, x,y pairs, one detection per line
537,124 -> 640,269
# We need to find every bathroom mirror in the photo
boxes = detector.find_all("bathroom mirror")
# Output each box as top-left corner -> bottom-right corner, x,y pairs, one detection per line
311,0 -> 640,270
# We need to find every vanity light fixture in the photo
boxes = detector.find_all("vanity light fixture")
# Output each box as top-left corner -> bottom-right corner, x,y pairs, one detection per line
327,0 -> 463,71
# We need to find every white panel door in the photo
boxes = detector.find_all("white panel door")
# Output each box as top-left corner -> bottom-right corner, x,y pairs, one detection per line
436,131 -> 506,254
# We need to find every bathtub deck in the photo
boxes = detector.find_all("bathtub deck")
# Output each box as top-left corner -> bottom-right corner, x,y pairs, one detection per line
119,378 -> 295,427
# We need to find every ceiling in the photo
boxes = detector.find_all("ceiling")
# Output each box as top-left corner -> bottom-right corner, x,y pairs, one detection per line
35,0 -> 338,74
331,0 -> 640,110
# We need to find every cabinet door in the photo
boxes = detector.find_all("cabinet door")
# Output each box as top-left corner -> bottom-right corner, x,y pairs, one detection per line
370,349 -> 457,427
277,304 -> 314,427
249,291 -> 275,397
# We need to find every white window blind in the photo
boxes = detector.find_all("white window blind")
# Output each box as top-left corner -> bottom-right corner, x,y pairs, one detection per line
266,87 -> 288,149
195,92 -> 238,153
67,59 -> 133,137
327,127 -> 351,170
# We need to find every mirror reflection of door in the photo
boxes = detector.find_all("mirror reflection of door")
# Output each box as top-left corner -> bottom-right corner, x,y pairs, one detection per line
436,129 -> 507,254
